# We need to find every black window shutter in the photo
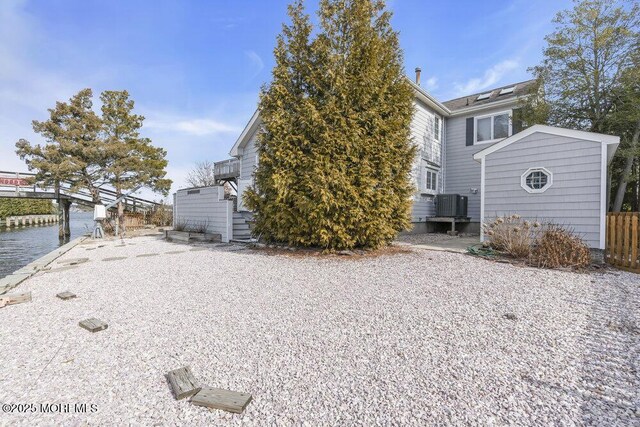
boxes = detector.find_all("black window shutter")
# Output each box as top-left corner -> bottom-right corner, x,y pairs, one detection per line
465,117 -> 474,146
512,108 -> 523,134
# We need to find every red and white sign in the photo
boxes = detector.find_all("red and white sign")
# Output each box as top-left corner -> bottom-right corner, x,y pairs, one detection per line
0,176 -> 29,187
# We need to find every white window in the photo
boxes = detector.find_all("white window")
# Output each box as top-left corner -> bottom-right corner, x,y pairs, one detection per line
425,168 -> 438,193
475,110 -> 512,144
521,167 -> 553,193
499,86 -> 515,95
434,116 -> 441,141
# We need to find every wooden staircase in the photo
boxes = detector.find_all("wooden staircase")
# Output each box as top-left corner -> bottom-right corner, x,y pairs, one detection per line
232,211 -> 254,241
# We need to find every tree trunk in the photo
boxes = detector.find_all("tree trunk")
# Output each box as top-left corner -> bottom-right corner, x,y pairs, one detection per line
55,180 -> 64,239
612,120 -> 640,212
63,199 -> 71,238
117,198 -> 124,237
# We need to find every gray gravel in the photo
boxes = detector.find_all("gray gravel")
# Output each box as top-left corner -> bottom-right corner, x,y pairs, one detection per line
0,235 -> 638,425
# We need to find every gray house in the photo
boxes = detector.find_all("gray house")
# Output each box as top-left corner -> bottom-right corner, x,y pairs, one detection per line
174,74 -> 619,249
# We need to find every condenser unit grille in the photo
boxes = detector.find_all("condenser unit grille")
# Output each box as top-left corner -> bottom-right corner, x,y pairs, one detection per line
435,194 -> 468,218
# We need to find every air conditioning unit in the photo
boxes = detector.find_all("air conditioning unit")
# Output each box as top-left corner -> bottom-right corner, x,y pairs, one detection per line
435,194 -> 468,218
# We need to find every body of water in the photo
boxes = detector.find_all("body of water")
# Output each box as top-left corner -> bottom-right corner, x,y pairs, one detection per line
0,211 -> 94,278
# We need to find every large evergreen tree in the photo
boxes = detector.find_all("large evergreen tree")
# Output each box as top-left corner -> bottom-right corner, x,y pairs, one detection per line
16,89 -> 172,233
520,0 -> 639,211
16,88 -> 105,204
609,45 -> 640,210
100,90 -> 172,228
246,0 -> 415,250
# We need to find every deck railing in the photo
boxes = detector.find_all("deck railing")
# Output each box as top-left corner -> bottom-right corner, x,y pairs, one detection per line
214,158 -> 240,180
605,212 -> 639,273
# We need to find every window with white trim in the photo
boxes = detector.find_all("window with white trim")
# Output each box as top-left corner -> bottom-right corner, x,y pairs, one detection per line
521,167 -> 552,193
475,111 -> 511,143
425,168 -> 438,192
434,116 -> 441,141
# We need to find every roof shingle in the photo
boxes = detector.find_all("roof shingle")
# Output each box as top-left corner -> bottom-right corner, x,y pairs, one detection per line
442,79 -> 537,111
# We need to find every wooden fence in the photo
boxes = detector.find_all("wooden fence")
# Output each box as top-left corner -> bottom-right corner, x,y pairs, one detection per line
107,211 -> 147,230
605,212 -> 639,272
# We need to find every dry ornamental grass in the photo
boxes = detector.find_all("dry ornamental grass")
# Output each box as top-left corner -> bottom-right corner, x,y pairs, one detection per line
483,215 -> 591,269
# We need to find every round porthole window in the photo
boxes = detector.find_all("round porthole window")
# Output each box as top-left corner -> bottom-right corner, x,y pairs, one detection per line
521,167 -> 552,193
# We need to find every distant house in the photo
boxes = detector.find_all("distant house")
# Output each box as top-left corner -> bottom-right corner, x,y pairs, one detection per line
174,74 -> 619,249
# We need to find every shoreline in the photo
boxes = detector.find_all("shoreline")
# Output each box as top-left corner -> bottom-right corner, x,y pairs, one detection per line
0,235 -> 88,295
0,234 -> 637,425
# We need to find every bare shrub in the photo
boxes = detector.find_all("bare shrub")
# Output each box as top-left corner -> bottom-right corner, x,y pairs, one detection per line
150,203 -> 173,226
530,224 -> 591,269
174,218 -> 189,232
482,214 -> 542,258
190,219 -> 209,234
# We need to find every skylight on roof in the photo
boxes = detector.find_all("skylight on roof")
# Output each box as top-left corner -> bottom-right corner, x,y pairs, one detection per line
499,86 -> 515,95
476,92 -> 491,101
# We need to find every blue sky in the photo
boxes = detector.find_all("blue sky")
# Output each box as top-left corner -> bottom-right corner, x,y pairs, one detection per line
0,0 -> 572,198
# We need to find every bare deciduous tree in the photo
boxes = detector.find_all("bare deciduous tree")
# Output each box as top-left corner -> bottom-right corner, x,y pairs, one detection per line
186,160 -> 217,187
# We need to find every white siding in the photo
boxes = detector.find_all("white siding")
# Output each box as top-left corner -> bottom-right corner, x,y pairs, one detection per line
483,133 -> 603,248
240,129 -> 259,180
174,186 -> 233,242
409,99 -> 443,221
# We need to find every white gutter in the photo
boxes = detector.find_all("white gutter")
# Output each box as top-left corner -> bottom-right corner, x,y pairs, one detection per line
407,79 -> 451,116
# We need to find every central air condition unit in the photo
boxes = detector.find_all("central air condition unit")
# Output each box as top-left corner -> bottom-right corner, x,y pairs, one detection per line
435,194 -> 468,218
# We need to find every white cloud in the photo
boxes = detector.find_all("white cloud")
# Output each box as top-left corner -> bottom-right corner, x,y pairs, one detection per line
144,114 -> 241,137
424,76 -> 438,91
453,59 -> 519,95
0,1 -> 250,197
244,50 -> 264,78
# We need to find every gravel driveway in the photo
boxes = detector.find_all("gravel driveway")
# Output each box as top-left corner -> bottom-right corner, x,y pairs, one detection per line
0,235 -> 638,425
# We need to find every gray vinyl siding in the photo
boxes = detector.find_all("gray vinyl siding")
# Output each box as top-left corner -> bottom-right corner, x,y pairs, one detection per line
483,133 -> 602,248
240,129 -> 259,180
174,186 -> 233,242
411,195 -> 435,222
445,106 -> 514,221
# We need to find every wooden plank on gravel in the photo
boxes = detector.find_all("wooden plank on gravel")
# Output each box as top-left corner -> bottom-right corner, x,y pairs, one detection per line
102,256 -> 127,262
56,291 -> 77,300
166,366 -> 201,400
191,386 -> 252,413
46,265 -> 79,273
79,318 -> 108,332
0,292 -> 32,308
165,250 -> 186,254
57,257 -> 89,265
136,253 -> 159,257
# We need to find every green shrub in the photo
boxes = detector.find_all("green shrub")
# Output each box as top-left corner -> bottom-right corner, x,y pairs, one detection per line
0,199 -> 55,218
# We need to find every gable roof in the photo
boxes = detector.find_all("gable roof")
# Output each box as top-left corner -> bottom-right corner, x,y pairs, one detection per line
407,78 -> 451,116
229,109 -> 261,157
229,78 -> 536,157
442,79 -> 536,113
472,124 -> 620,162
